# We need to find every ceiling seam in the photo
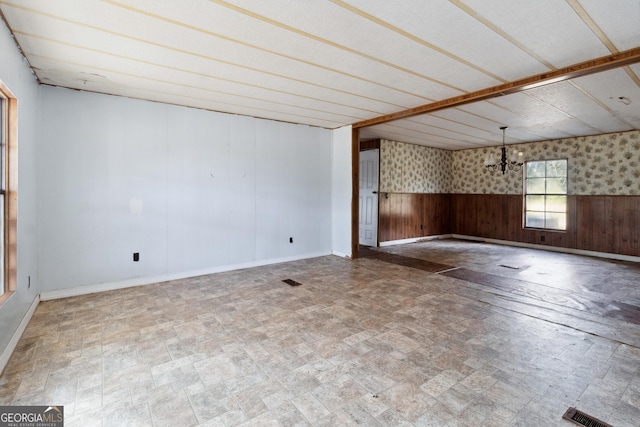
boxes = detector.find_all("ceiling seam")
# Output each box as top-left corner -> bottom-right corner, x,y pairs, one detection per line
17,30 -> 387,117
449,0 -> 557,70
329,0 -> 508,83
401,118 -> 503,142
567,80 -> 637,130
378,122 -> 492,145
362,127 -> 465,148
522,91 -> 605,136
103,0 -> 436,102
623,66 -> 640,89
1,1 -> 420,109
565,1 -> 640,122
39,82 -> 341,129
207,0 -> 471,93
565,0 -> 619,54
27,52 -> 366,124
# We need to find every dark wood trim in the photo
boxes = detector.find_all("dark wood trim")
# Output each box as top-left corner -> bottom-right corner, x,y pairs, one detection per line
360,138 -> 380,151
351,127 -> 360,259
376,149 -> 381,247
353,46 -> 640,128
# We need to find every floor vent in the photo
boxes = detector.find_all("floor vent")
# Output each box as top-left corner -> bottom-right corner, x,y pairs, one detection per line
562,407 -> 612,427
498,263 -> 520,269
282,279 -> 302,287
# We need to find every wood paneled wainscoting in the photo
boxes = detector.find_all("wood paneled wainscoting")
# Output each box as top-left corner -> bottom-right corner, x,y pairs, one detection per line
450,194 -> 639,257
378,193 -> 450,242
378,193 -> 638,257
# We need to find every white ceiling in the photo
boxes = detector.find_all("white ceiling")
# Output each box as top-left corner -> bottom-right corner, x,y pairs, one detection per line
1,0 -> 639,149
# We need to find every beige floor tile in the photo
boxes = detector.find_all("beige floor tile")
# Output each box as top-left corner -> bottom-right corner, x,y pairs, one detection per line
1,239 -> 639,425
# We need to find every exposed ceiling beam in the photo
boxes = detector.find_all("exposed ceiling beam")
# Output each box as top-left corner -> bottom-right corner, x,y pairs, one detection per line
352,46 -> 640,129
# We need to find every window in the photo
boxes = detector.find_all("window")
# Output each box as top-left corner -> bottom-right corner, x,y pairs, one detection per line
0,79 -> 17,304
524,159 -> 567,230
0,96 -> 4,297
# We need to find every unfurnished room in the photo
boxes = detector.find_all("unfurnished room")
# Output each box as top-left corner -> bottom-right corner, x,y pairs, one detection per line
0,1 -> 639,426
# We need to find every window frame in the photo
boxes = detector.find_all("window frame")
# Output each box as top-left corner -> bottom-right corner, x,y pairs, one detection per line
523,158 -> 568,232
0,79 -> 18,306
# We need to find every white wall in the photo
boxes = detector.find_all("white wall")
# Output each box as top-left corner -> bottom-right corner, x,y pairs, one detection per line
0,20 -> 41,366
39,87 -> 333,293
331,125 -> 352,257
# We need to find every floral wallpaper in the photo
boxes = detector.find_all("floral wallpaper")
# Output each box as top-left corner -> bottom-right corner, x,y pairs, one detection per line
380,130 -> 640,195
380,139 -> 452,193
452,130 -> 640,195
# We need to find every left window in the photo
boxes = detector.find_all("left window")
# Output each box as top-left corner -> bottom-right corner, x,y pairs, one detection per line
0,79 -> 17,305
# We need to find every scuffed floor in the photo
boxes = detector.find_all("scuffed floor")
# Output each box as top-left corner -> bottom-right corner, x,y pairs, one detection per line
1,239 -> 639,426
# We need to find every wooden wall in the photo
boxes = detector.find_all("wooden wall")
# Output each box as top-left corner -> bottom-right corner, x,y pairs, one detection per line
450,194 -> 639,257
378,193 -> 450,242
574,196 -> 639,256
378,193 -> 639,257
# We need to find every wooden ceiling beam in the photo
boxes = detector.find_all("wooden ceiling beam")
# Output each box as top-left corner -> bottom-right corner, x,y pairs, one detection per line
352,46 -> 640,129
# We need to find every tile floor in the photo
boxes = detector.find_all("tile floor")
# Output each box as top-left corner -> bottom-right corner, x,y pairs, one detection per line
1,239 -> 640,426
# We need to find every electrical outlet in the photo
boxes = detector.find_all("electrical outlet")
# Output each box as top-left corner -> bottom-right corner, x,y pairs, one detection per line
289,237 -> 293,243
133,252 -> 140,262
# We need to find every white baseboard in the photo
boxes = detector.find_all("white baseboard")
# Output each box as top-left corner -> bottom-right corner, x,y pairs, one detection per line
0,294 -> 40,375
380,234 -> 452,247
40,251 -> 332,301
332,250 -> 351,258
452,234 -> 640,263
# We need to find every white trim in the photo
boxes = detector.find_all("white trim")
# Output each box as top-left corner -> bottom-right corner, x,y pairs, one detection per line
40,251 -> 332,301
0,295 -> 39,375
380,234 -> 452,247
332,250 -> 351,258
452,234 -> 640,263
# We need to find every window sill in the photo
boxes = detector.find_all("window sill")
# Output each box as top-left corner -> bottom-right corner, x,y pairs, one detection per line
524,227 -> 567,233
0,290 -> 15,307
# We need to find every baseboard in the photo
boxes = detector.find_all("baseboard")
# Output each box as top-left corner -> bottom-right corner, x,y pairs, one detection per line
0,294 -> 40,375
452,234 -> 640,263
380,234 -> 452,247
332,250 -> 351,258
40,251 -> 332,301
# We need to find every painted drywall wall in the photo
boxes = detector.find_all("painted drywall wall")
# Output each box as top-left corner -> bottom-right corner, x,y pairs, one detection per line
0,20 -> 40,364
331,125 -> 352,257
38,87 -> 332,292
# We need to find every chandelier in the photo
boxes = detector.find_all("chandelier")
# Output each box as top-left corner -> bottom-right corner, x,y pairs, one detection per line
484,126 -> 524,175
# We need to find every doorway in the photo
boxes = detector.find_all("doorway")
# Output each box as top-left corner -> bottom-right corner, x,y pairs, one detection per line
359,148 -> 379,247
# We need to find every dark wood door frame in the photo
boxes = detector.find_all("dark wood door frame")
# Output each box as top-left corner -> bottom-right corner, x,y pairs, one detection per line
351,128 -> 360,259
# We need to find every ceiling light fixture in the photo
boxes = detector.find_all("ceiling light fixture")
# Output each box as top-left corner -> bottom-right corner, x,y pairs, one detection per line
484,126 -> 524,175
